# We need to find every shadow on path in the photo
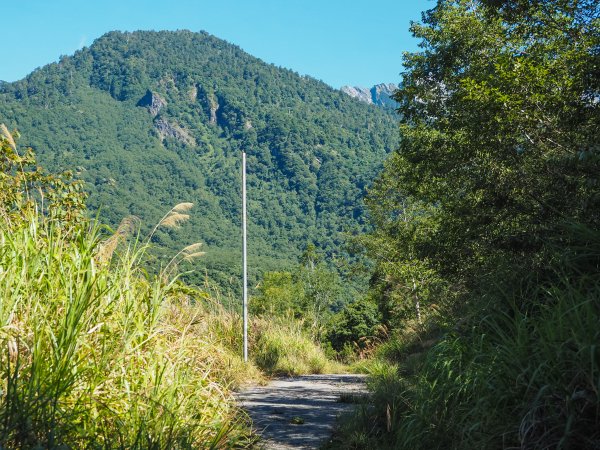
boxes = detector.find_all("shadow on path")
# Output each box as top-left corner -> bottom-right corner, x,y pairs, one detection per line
237,374 -> 367,450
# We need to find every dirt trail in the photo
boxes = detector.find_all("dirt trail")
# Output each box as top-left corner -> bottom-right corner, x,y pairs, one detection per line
237,374 -> 367,450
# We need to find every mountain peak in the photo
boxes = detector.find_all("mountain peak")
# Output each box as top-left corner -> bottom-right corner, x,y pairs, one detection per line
0,29 -> 399,287
341,83 -> 398,108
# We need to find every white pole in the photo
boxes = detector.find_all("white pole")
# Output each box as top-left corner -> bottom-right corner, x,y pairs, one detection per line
242,151 -> 248,362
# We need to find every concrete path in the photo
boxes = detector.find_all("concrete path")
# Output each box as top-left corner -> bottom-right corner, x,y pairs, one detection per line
237,374 -> 367,450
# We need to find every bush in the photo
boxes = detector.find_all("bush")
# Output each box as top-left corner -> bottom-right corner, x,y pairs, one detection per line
327,297 -> 382,356
355,227 -> 600,449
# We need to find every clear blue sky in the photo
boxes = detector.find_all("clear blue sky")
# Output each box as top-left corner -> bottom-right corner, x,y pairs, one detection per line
3,0 -> 434,88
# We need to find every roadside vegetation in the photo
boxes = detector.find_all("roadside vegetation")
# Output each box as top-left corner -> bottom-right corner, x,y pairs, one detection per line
1,1 -> 598,448
326,0 -> 600,448
0,129 -> 336,449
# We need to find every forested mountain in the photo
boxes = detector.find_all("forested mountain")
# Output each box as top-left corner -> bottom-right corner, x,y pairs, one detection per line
0,30 -> 398,288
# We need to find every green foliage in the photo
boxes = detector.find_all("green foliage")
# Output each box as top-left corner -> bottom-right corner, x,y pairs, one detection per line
251,247 -> 385,365
251,271 -> 300,317
0,125 -> 86,230
252,244 -> 348,339
342,1 -> 600,448
0,137 -> 343,448
295,245 -> 345,336
0,202 -> 253,449
327,297 -> 381,355
360,194 -> 448,326
251,243 -> 386,363
0,30 -> 398,291
342,235 -> 600,449
251,318 -> 339,376
393,242 -> 600,449
369,0 -> 599,287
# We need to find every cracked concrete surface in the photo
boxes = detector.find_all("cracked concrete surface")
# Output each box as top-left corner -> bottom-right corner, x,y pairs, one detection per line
237,374 -> 367,449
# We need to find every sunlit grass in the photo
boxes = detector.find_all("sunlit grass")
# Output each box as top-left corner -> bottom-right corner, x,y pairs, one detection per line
251,317 -> 344,376
0,210 -> 254,448
0,206 -> 343,448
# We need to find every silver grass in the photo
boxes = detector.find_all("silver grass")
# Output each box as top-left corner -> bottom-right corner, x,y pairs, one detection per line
0,124 -> 16,151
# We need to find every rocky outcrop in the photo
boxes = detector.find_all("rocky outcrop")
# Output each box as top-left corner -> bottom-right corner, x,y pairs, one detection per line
372,83 -> 398,108
154,118 -> 195,146
194,84 -> 221,125
189,85 -> 198,101
340,86 -> 372,104
208,93 -> 219,125
341,83 -> 398,108
137,90 -> 167,117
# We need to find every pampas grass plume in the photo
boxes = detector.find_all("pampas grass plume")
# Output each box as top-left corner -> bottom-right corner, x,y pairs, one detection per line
97,215 -> 140,264
182,242 -> 203,254
172,202 -> 194,213
183,251 -> 206,262
161,213 -> 190,229
0,124 -> 16,151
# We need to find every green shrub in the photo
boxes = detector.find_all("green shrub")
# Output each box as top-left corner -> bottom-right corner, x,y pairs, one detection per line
327,297 -> 382,356
357,228 -> 600,449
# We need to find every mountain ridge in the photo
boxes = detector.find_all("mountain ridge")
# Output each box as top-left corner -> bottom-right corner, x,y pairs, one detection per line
0,30 -> 399,289
340,83 -> 398,108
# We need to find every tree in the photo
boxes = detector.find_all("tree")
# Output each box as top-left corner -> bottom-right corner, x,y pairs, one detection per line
251,271 -> 301,317
362,181 -> 444,326
296,244 -> 341,337
369,0 -> 599,293
327,296 -> 381,355
252,244 -> 343,339
352,2 -> 600,447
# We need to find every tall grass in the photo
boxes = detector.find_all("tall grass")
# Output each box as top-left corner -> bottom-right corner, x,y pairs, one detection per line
334,226 -> 600,449
0,130 -> 344,448
188,287 -> 337,379
0,126 -> 346,449
0,209 -> 342,448
251,317 -> 342,376
390,272 -> 600,450
0,211 -> 252,449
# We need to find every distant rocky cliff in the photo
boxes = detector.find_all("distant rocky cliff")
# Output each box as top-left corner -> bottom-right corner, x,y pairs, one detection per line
340,83 -> 398,109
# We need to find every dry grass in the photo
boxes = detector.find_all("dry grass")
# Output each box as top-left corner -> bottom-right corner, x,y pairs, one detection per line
0,124 -> 16,151
0,210 -> 258,448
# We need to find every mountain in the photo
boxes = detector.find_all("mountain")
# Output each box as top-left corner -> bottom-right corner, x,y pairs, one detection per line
341,83 -> 398,109
0,30 -> 398,289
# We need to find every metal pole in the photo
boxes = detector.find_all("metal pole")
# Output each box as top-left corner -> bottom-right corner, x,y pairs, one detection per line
242,151 -> 248,362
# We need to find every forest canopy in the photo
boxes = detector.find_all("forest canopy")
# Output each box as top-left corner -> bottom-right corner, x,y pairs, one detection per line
367,0 -> 600,293
350,1 -> 600,448
0,30 -> 399,291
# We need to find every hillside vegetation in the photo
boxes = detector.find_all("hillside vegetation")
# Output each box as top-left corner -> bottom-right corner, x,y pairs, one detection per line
0,131 -> 338,449
0,30 -> 398,290
1,1 -> 599,448
328,1 -> 600,449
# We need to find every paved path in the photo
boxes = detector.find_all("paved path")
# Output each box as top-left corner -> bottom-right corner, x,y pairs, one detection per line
237,374 -> 367,450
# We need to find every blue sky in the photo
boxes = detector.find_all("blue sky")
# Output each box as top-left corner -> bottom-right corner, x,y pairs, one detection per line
3,0 -> 434,88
